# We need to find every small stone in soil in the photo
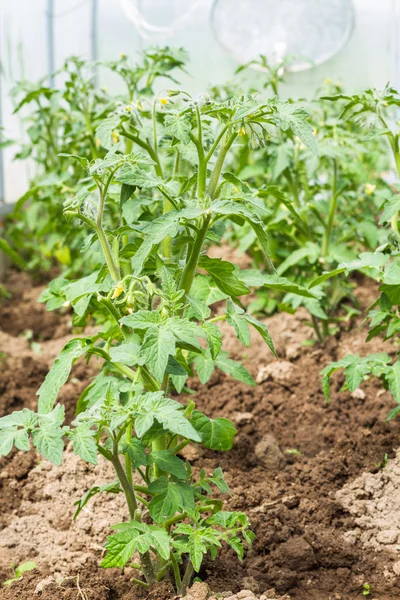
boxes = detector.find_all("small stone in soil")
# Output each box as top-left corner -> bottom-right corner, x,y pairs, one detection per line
254,434 -> 286,473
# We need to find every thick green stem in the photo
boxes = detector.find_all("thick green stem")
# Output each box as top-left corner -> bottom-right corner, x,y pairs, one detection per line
120,129 -> 163,177
207,133 -> 237,200
321,159 -> 338,258
151,435 -> 167,479
111,442 -> 155,584
171,553 -> 182,591
125,423 -> 133,484
180,560 -> 194,595
179,215 -> 211,294
97,227 -> 121,282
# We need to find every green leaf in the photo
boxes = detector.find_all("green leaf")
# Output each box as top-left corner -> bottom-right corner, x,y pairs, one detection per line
117,165 -> 163,189
140,326 -> 176,381
241,270 -> 316,298
202,322 -> 222,359
148,477 -> 194,521
164,112 -> 192,144
193,352 -> 215,384
216,352 -> 256,386
151,450 -> 187,479
243,314 -> 277,357
211,201 -> 271,260
37,339 -> 89,413
276,243 -> 320,276
95,115 -> 120,150
68,425 -> 98,464
309,268 -> 346,289
120,183 -> 137,206
226,299 -> 250,347
198,256 -> 250,297
386,361 -> 400,403
191,275 -> 228,306
186,295 -> 211,321
273,102 -> 319,155
32,424 -> 64,465
0,238 -> 26,270
191,410 -> 237,451
135,393 -> 201,442
379,194 -> 400,224
130,211 -> 181,275
101,521 -> 171,567
73,481 -> 120,519
109,341 -> 141,366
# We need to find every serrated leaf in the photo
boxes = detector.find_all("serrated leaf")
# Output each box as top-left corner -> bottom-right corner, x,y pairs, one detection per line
140,326 -> 176,381
193,352 -> 215,384
151,450 -> 187,479
73,481 -> 120,519
148,477 -> 194,521
117,165 -> 163,189
387,361 -> 400,403
135,393 -> 201,442
120,183 -> 137,206
244,314 -> 277,357
101,521 -> 170,567
68,425 -> 98,464
198,256 -> 249,297
164,112 -> 192,144
191,410 -> 237,451
37,339 -> 89,413
32,425 -> 64,465
202,322 -> 222,359
215,352 -> 256,386
274,102 -> 319,155
226,299 -> 250,347
95,115 -> 120,150
240,270 -> 316,298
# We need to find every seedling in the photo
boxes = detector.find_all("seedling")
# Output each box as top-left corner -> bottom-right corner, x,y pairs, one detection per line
3,561 -> 36,587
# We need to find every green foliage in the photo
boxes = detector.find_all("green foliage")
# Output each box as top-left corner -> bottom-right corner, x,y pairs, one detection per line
4,45 -> 400,595
3,561 -> 37,587
1,53 -> 326,594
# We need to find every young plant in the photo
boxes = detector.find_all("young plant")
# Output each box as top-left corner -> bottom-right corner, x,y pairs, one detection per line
321,87 -> 400,417
0,83 -> 316,592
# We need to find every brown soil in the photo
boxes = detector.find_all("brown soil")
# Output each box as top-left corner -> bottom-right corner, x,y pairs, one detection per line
0,272 -> 400,600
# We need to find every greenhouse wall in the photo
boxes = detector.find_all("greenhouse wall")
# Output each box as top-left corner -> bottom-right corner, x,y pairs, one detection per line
0,0 -> 398,205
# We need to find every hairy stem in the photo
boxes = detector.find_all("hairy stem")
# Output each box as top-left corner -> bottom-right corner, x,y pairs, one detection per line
321,159 -> 338,258
111,441 -> 155,584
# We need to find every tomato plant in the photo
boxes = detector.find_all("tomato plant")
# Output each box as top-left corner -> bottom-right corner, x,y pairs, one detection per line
0,72 -> 320,592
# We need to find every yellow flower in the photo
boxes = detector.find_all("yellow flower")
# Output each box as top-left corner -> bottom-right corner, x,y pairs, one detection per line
238,126 -> 246,136
95,137 -> 101,148
112,284 -> 124,299
159,98 -> 169,106
120,53 -> 126,59
125,105 -> 131,112
364,183 -> 376,195
112,131 -> 120,144
324,78 -> 332,85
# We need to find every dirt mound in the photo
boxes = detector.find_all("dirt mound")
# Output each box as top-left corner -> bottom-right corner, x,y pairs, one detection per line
337,449 -> 400,558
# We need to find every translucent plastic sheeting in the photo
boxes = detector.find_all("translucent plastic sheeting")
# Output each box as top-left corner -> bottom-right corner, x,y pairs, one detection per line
121,0 -> 207,40
211,0 -> 355,71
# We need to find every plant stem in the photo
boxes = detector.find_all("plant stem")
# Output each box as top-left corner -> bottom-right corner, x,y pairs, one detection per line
125,423 -> 133,484
179,215 -> 211,294
321,159 -> 338,258
180,560 -> 194,595
170,553 -> 182,591
207,133 -> 237,200
111,441 -> 155,584
120,129 -> 163,178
